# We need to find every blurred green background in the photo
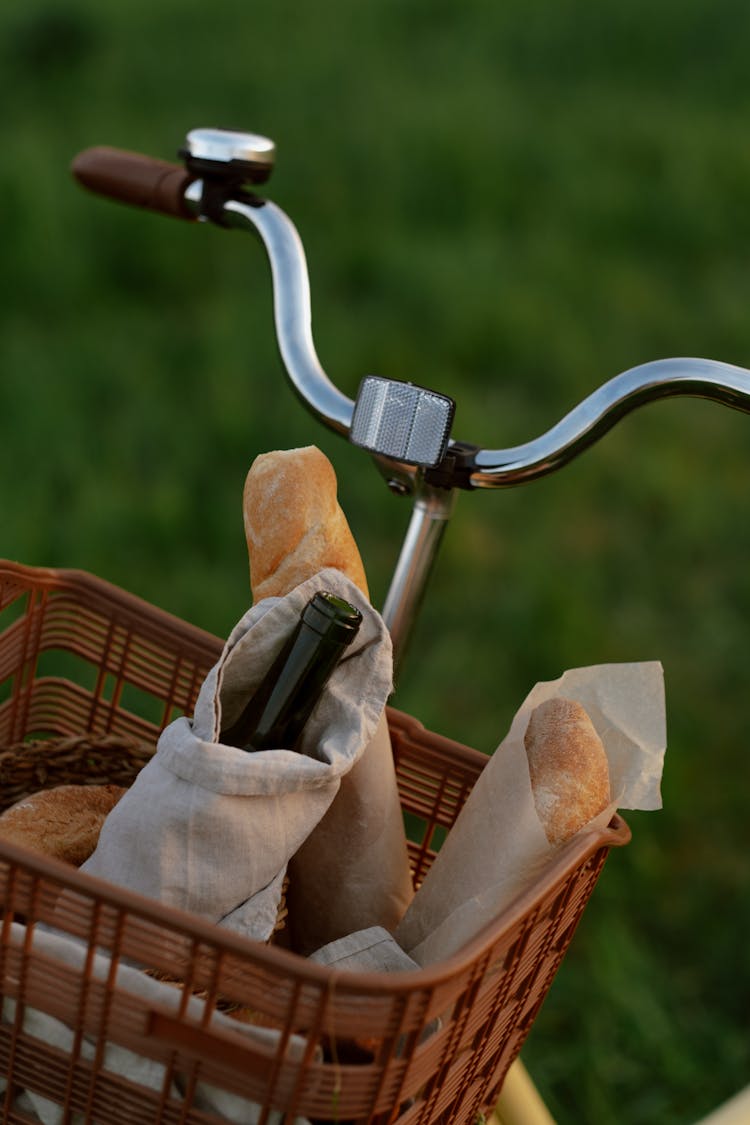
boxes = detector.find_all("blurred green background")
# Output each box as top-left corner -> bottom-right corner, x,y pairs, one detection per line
2,0 -> 749,1121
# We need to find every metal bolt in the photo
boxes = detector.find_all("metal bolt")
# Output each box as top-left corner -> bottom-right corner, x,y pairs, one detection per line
387,478 -> 410,496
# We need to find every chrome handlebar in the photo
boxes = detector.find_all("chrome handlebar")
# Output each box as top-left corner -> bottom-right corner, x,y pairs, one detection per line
183,184 -> 750,496
74,134 -> 750,662
472,356 -> 750,487
195,187 -> 356,437
182,178 -> 750,660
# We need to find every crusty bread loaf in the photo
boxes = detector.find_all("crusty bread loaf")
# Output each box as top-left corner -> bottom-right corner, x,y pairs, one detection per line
243,445 -> 415,954
524,698 -> 611,845
0,784 -> 126,867
243,446 -> 369,602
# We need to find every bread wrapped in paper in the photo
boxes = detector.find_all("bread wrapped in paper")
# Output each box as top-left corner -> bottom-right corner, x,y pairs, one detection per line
524,697 -> 611,845
396,663 -> 667,965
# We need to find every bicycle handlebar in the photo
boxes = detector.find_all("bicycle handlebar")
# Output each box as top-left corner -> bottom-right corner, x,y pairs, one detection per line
189,183 -> 750,492
70,134 -> 750,659
72,142 -> 750,496
206,187 -> 357,437
471,356 -> 750,487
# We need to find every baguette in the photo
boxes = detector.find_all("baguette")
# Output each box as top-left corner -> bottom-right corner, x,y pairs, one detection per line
0,784 -> 127,867
242,445 -> 414,953
524,697 -> 611,844
244,446 -> 369,602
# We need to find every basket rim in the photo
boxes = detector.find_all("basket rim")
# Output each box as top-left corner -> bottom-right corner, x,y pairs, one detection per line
0,812 -> 629,993
0,558 -> 224,659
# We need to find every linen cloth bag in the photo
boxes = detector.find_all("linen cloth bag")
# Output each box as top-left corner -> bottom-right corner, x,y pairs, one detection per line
309,925 -> 419,973
82,569 -> 393,944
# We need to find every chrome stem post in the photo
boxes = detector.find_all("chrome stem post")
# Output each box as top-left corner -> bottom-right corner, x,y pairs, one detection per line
381,480 -> 457,670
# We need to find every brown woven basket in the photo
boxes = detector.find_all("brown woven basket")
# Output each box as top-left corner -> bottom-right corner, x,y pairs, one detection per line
0,560 -> 630,1124
0,732 -> 154,808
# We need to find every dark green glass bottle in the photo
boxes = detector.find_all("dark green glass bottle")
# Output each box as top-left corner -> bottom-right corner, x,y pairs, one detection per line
220,591 -> 363,755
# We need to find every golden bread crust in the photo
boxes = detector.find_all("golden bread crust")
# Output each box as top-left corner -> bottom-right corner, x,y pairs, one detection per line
524,697 -> 611,845
243,446 -> 369,601
0,784 -> 126,867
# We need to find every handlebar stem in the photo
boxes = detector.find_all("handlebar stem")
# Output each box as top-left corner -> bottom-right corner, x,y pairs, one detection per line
380,480 -> 457,668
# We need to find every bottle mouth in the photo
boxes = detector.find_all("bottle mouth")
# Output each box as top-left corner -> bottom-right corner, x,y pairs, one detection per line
302,591 -> 363,643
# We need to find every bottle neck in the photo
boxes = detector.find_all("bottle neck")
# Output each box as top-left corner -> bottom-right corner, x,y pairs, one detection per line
219,591 -> 362,756
247,623 -> 349,753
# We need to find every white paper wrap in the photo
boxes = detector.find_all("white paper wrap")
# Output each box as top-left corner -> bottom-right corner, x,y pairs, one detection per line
396,661 -> 667,966
81,569 -> 393,943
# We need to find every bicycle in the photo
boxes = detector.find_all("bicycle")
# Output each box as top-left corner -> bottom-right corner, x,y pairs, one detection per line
0,126 -> 747,1124
72,126 -> 750,1125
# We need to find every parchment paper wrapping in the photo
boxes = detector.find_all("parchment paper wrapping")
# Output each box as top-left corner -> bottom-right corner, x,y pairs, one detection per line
82,569 -> 393,944
395,661 -> 666,966
285,710 -> 414,955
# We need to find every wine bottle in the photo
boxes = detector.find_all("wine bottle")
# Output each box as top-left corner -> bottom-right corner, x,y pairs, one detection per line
220,591 -> 363,755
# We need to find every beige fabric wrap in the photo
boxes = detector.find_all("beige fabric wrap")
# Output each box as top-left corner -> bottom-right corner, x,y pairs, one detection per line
244,446 -> 414,954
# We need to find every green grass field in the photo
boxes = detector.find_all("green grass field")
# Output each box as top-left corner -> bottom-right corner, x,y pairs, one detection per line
2,1 -> 749,1121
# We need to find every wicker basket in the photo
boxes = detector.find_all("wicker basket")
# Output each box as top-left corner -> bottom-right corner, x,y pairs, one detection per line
0,560 -> 629,1124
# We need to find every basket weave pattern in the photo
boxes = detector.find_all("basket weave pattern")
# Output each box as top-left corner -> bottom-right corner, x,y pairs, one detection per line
0,733 -> 154,810
0,561 -> 629,1124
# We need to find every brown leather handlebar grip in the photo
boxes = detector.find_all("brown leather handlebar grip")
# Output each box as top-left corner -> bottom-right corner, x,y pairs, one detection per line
71,146 -> 196,220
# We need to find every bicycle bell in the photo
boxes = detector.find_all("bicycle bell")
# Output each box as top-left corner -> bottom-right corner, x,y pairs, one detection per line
179,127 -> 276,224
180,127 -> 276,183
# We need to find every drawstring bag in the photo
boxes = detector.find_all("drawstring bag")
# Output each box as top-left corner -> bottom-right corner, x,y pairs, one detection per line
82,570 -> 393,944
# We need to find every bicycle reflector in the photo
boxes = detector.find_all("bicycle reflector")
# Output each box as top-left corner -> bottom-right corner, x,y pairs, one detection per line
350,376 -> 455,468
